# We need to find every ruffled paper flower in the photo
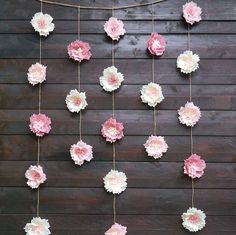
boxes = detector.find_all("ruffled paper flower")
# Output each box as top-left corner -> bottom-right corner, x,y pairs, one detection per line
144,135 -> 168,159
29,113 -> 51,137
67,40 -> 92,62
105,223 -> 127,235
147,32 -> 166,56
27,63 -> 46,86
184,154 -> 206,179
104,17 -> 126,40
31,12 -> 55,37
178,102 -> 201,127
104,170 -> 127,194
70,140 -> 93,166
65,89 -> 88,113
25,165 -> 46,189
99,66 -> 124,92
101,117 -> 124,143
183,2 -> 202,25
182,207 -> 206,232
24,217 -> 51,235
140,82 -> 164,107
177,50 -> 200,74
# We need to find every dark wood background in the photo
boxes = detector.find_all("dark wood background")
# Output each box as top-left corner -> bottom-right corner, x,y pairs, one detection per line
0,0 -> 236,234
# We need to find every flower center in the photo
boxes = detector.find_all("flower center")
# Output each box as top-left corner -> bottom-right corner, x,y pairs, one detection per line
32,171 -> 41,180
76,48 -> 83,57
153,39 -> 161,49
74,147 -> 87,158
108,176 -> 121,186
108,127 -> 117,136
37,19 -> 47,29
188,214 -> 200,224
73,97 -> 82,106
34,121 -> 44,130
107,75 -> 118,85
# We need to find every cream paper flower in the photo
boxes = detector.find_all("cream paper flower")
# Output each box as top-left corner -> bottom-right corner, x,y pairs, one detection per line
24,217 -> 51,235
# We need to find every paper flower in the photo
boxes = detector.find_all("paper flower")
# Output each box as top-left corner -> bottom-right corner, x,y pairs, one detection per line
67,40 -> 92,62
178,102 -> 201,127
27,63 -> 46,86
25,165 -> 46,189
70,140 -> 93,166
65,89 -> 88,113
182,207 -> 206,232
105,223 -> 127,235
99,66 -> 124,92
24,217 -> 51,235
140,82 -> 164,107
177,50 -> 200,74
144,135 -> 168,159
29,113 -> 51,137
183,2 -> 202,25
101,117 -> 124,143
31,12 -> 55,37
147,32 -> 166,56
104,170 -> 127,194
104,17 -> 126,40
184,154 -> 206,179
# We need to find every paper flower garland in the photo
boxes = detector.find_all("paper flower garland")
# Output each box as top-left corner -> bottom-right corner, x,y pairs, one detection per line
25,165 -> 46,189
29,113 -> 52,137
67,40 -> 92,62
182,207 -> 206,232
147,33 -> 166,56
177,50 -> 200,74
24,217 -> 51,235
104,169 -> 127,194
27,63 -> 46,86
104,17 -> 126,40
31,12 -> 55,37
70,140 -> 93,166
99,66 -> 124,92
140,82 -> 164,107
183,1 -> 202,25
178,102 -> 201,127
105,223 -> 127,235
144,135 -> 168,159
101,118 -> 124,143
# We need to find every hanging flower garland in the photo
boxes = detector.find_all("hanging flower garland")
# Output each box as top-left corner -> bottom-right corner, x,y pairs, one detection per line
24,1 -> 54,234
179,2 -> 206,232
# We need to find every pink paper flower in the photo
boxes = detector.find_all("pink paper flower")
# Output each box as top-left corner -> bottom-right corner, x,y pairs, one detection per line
25,165 -> 46,189
27,63 -> 46,86
29,113 -> 51,137
105,223 -> 127,235
70,140 -> 93,166
24,217 -> 51,235
144,135 -> 168,159
182,207 -> 206,232
184,154 -> 206,178
104,17 -> 126,40
183,2 -> 202,25
101,117 -> 124,143
67,40 -> 92,62
178,102 -> 201,127
147,32 -> 166,56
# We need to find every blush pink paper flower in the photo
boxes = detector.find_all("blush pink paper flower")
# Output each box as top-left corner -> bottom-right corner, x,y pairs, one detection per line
24,217 -> 51,235
29,113 -> 51,137
183,2 -> 202,25
27,63 -> 46,86
144,135 -> 168,159
178,102 -> 201,127
70,140 -> 93,166
184,154 -> 206,178
101,117 -> 124,143
105,223 -> 127,235
147,32 -> 166,56
67,40 -> 92,62
25,165 -> 46,189
104,17 -> 126,40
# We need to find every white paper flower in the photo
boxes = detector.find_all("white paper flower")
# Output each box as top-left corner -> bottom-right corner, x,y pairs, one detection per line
31,12 -> 55,37
182,207 -> 206,232
99,66 -> 124,92
104,169 -> 127,194
140,82 -> 164,107
177,50 -> 200,74
65,89 -> 88,113
24,217 -> 51,235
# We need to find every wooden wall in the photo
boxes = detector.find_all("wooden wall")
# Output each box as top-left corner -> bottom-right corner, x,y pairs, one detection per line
0,0 -> 236,234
